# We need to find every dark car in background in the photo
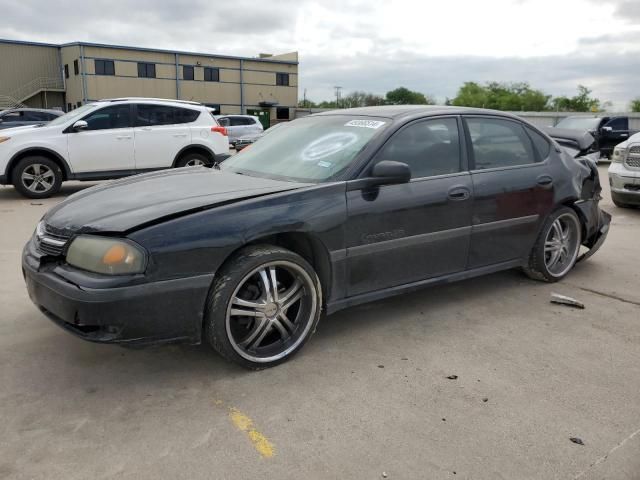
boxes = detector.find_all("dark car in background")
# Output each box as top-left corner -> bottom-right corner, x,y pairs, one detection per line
554,115 -> 638,158
0,108 -> 63,129
23,106 -> 610,369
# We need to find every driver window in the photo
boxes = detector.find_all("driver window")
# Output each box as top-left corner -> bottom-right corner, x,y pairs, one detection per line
82,105 -> 131,131
374,118 -> 461,178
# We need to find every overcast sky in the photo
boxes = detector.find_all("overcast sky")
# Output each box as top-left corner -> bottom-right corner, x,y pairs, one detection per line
2,0 -> 639,109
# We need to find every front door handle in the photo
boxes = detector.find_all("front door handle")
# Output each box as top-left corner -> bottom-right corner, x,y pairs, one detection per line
172,133 -> 187,138
116,135 -> 132,140
447,186 -> 470,201
537,175 -> 553,188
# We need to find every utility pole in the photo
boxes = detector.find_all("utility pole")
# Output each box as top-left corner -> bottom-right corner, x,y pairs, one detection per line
303,88 -> 307,108
334,86 -> 342,109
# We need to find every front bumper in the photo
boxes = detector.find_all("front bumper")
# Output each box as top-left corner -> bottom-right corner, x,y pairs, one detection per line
22,239 -> 214,346
609,163 -> 640,204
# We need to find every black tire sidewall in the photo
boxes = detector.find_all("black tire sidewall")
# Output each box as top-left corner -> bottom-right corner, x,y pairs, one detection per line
176,153 -> 209,168
530,207 -> 582,282
205,245 -> 322,369
12,156 -> 63,199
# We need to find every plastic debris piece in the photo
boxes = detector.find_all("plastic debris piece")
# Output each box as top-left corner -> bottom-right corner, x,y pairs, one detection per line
550,293 -> 585,309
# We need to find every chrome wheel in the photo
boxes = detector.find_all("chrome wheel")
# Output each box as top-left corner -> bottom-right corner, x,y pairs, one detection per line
21,164 -> 55,193
544,213 -> 581,277
185,158 -> 206,167
226,260 -> 318,363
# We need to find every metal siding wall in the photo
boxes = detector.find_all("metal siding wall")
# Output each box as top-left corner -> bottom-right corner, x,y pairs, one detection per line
0,42 -> 61,95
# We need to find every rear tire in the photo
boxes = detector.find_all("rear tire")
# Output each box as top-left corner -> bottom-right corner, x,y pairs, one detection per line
11,156 -> 62,199
523,207 -> 582,283
205,245 -> 322,370
175,152 -> 210,168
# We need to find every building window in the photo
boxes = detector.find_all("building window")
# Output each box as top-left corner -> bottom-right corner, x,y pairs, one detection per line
276,107 -> 290,120
76,101 -> 82,108
204,67 -> 219,82
73,59 -> 79,75
183,65 -> 194,81
137,62 -> 156,78
95,59 -> 115,76
276,73 -> 289,86
64,64 -> 69,79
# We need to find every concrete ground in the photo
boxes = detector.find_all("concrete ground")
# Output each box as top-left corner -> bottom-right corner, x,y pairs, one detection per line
1,166 -> 639,480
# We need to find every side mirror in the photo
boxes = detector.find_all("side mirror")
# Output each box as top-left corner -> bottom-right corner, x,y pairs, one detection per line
601,126 -> 613,133
72,120 -> 88,131
371,160 -> 411,184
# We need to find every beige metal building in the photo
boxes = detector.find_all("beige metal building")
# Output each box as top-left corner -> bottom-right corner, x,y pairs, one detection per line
0,39 -> 298,126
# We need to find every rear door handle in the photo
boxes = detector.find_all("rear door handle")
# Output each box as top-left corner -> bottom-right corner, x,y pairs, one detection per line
116,135 -> 132,140
172,133 -> 187,138
447,186 -> 470,201
537,175 -> 553,188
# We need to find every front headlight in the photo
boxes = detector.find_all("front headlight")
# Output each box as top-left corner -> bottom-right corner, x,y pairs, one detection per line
612,147 -> 625,163
0,136 -> 11,144
66,236 -> 147,275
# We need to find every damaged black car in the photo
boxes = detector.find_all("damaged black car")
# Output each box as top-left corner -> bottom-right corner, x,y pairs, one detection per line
22,106 -> 611,369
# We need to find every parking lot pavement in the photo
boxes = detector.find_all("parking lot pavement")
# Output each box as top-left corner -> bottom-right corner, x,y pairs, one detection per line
1,167 -> 639,480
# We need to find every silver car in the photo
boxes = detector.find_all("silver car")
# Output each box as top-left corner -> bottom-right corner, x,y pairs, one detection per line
0,108 -> 63,130
609,132 -> 640,208
214,115 -> 264,146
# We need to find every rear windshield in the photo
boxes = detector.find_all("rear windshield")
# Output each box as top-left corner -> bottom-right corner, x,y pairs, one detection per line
555,117 -> 601,131
221,115 -> 389,183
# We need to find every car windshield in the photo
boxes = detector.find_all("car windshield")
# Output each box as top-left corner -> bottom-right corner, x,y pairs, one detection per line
46,104 -> 99,127
555,117 -> 601,131
221,115 -> 389,182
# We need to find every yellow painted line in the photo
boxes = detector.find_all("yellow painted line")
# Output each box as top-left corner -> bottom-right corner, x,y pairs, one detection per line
229,407 -> 276,458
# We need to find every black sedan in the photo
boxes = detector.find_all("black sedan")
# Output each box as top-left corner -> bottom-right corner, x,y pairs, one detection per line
23,106 -> 610,369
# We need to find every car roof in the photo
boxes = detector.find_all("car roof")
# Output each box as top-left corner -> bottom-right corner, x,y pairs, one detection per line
97,97 -> 203,108
312,105 -> 524,121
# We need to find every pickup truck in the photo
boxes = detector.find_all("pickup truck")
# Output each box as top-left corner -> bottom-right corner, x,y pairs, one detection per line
554,115 -> 638,159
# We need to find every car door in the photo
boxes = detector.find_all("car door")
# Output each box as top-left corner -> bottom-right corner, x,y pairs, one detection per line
133,104 -> 195,170
66,104 -> 135,173
345,116 -> 473,296
600,117 -> 630,157
463,116 -> 554,269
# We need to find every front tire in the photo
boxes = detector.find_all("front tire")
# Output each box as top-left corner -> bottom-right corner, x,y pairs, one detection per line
205,245 -> 322,369
523,207 -> 582,283
11,156 -> 62,199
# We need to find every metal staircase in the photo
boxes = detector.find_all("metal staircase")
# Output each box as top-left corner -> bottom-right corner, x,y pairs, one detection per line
0,77 -> 65,109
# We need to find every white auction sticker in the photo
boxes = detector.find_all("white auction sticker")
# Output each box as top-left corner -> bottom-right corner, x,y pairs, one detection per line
344,119 -> 386,129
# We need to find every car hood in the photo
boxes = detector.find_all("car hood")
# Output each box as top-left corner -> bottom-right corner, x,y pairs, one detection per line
614,131 -> 640,150
43,167 -> 309,234
0,124 -> 42,134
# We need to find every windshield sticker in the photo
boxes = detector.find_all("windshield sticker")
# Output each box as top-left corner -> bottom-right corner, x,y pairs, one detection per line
344,119 -> 386,129
317,161 -> 332,168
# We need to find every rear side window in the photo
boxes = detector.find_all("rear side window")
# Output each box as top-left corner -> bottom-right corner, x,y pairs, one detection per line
82,105 -> 131,130
466,118 -> 537,169
525,126 -> 551,159
229,116 -> 251,126
135,105 -> 200,126
374,117 -> 461,178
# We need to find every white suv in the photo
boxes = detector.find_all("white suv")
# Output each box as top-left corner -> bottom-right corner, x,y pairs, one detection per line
0,98 -> 230,198
609,132 -> 640,208
214,115 -> 264,146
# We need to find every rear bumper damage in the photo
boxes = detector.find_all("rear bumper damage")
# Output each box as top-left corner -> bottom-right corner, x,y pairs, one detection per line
575,202 -> 611,262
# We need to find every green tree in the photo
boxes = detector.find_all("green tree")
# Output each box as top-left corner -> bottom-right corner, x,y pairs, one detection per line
385,87 -> 434,105
297,99 -> 317,108
630,98 -> 640,112
552,85 -> 601,112
342,90 -> 387,107
451,81 -> 550,111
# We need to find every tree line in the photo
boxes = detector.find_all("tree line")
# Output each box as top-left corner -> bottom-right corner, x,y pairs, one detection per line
300,83 -> 640,112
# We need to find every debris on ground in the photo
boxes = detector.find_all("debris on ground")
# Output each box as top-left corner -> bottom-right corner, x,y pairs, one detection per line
550,293 -> 585,309
446,375 -> 458,380
378,365 -> 384,369
570,437 -> 585,445
482,398 -> 488,402
382,472 -> 388,478
30,202 -> 43,206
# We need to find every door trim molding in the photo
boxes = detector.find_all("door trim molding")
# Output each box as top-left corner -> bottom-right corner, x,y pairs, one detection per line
347,225 -> 471,258
472,214 -> 539,233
